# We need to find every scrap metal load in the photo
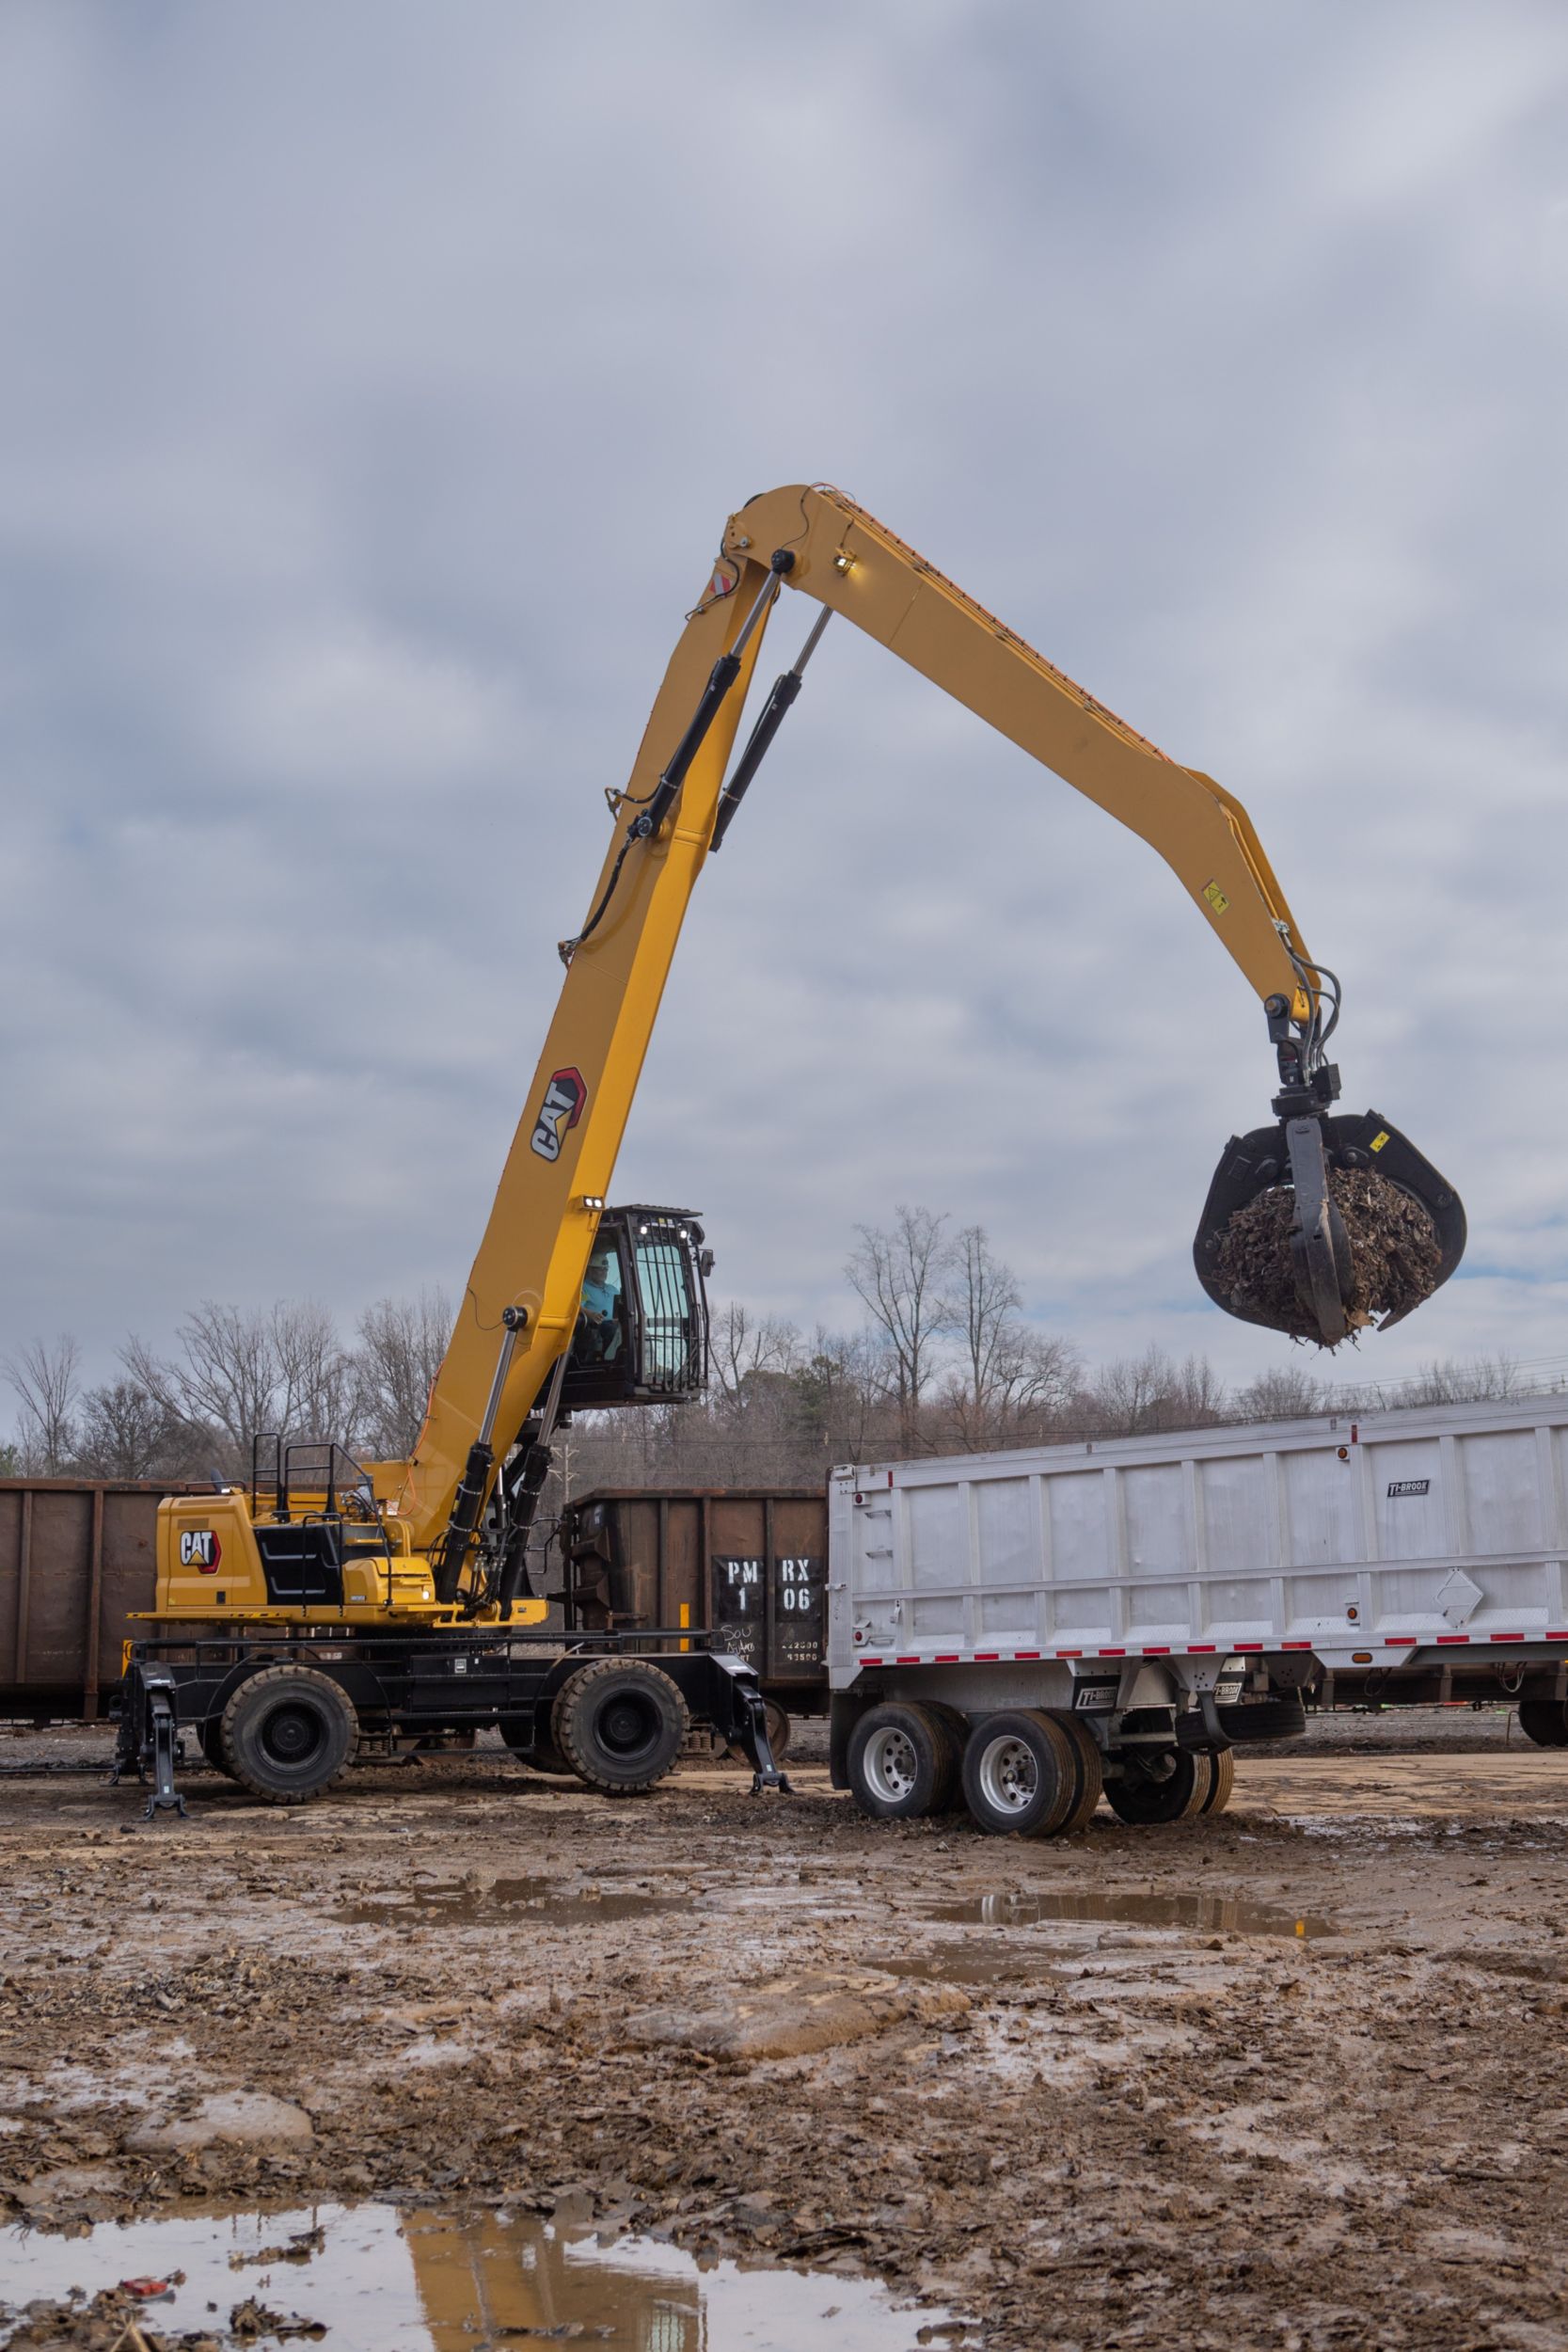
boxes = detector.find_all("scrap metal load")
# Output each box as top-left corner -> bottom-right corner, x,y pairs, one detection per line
1193,971 -> 1465,1346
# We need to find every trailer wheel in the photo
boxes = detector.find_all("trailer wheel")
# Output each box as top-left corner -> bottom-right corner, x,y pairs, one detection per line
1049,1712 -> 1105,1833
219,1666 -> 356,1805
550,1660 -> 689,1794
499,1718 -> 576,1775
922,1701 -> 974,1813
961,1709 -> 1076,1838
1105,1749 -> 1212,1825
1200,1747 -> 1236,1815
1518,1700 -> 1568,1749
848,1703 -> 960,1821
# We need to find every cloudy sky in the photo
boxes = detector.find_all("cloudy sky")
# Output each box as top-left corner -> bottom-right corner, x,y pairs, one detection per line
2,0 -> 1565,1416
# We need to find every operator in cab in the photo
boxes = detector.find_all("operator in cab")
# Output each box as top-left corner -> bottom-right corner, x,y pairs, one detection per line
576,1246 -> 623,1362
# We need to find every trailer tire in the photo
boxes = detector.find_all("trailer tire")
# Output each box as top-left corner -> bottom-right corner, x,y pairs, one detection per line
1217,1692 -> 1307,1742
550,1660 -> 689,1794
1200,1747 -> 1236,1815
499,1718 -> 576,1775
1518,1700 -> 1568,1749
922,1701 -> 974,1813
1105,1749 -> 1212,1825
1049,1711 -> 1104,1833
219,1666 -> 356,1805
848,1703 -> 959,1821
961,1709 -> 1076,1838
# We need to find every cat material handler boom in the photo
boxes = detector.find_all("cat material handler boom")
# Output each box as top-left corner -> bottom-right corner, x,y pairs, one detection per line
118,484 -> 1463,1814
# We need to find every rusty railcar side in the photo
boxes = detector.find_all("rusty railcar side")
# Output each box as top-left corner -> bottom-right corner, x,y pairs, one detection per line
0,1479 -> 203,1720
562,1488 -> 829,1710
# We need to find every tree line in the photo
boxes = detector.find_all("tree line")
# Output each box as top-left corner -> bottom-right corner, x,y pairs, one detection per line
2,1203 -> 1549,1490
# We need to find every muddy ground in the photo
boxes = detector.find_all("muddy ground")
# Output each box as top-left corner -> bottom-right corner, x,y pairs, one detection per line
4,1715 -> 1568,2351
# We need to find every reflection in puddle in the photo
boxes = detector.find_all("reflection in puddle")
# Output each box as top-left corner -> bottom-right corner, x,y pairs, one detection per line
926,1888 -> 1335,1938
340,1877 -> 676,1928
0,2202 -> 956,2351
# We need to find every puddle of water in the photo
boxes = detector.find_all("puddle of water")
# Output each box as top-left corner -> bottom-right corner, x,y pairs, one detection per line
863,1947 -> 1059,1987
925,1887 -> 1336,1939
0,2201 -> 960,2351
340,1876 -> 677,1929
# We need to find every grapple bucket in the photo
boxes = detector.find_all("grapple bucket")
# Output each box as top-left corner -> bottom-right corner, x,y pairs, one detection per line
1194,1111 -> 1465,1345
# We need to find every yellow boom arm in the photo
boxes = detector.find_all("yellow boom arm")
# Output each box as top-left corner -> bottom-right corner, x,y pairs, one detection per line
379,484 -> 1320,1557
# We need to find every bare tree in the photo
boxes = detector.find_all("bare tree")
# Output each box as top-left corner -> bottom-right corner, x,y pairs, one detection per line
942,1224 -> 1021,1444
5,1335 -> 81,1473
273,1300 -> 356,1441
1232,1363 -> 1323,1423
710,1301 -> 801,1406
354,1290 -> 452,1458
73,1379 -> 205,1482
122,1299 -> 352,1473
846,1206 -> 954,1445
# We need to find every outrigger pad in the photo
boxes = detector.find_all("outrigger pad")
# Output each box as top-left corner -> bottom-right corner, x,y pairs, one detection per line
1194,1110 -> 1465,1344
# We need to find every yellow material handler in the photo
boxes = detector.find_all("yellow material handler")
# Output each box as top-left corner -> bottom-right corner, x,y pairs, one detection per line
117,485 -> 1464,1815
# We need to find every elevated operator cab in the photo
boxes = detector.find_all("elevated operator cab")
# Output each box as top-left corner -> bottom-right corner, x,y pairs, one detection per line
561,1204 -> 712,1410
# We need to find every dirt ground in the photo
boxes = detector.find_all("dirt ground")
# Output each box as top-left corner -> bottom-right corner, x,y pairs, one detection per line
4,1714 -> 1568,2351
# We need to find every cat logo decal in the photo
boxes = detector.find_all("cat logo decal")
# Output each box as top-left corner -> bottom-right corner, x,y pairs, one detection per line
530,1067 -> 587,1161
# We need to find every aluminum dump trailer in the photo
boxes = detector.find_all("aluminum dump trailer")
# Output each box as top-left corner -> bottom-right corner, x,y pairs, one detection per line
827,1396 -> 1568,1835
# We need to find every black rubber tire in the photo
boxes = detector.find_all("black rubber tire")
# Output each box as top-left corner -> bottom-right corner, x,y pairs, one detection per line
1201,1747 -> 1236,1815
549,1660 -> 689,1794
1049,1711 -> 1105,1834
1519,1700 -> 1568,1749
847,1702 -> 961,1821
218,1666 -> 356,1805
1215,1692 -> 1307,1742
1105,1749 -> 1212,1825
961,1709 -> 1076,1838
198,1718 -> 234,1778
499,1717 -> 576,1775
921,1701 -> 974,1813
762,1699 -> 792,1765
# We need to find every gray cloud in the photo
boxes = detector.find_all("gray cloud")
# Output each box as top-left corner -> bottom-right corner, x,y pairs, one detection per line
1,0 -> 1564,1402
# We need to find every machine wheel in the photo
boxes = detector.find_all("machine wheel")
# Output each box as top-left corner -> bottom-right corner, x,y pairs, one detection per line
762,1699 -> 792,1764
847,1703 -> 960,1821
1518,1700 -> 1568,1749
1050,1711 -> 1105,1833
198,1718 -> 234,1778
1105,1749 -> 1212,1825
961,1709 -> 1076,1838
549,1660 -> 689,1794
1200,1747 -> 1236,1815
499,1717 -> 576,1775
219,1666 -> 356,1805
